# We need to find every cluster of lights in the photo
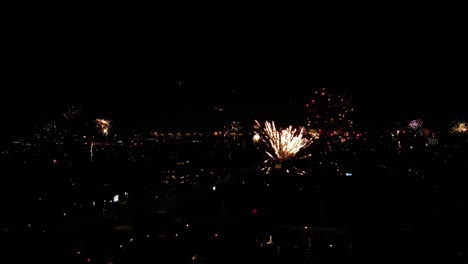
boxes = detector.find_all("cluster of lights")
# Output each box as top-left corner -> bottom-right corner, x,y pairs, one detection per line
305,87 -> 355,142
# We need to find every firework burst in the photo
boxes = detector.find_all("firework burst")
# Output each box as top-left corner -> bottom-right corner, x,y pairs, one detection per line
451,122 -> 468,134
63,105 -> 82,120
408,119 -> 423,131
258,120 -> 313,175
96,118 -> 111,136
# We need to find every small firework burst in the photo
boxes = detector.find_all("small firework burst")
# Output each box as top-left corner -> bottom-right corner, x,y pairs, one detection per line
408,119 -> 423,131
63,105 -> 82,120
451,122 -> 468,134
96,118 -> 111,136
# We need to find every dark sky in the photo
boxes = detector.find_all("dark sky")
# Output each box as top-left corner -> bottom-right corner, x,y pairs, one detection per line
2,13 -> 467,136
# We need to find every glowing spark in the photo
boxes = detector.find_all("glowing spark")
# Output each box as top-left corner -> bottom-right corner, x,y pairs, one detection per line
253,133 -> 260,142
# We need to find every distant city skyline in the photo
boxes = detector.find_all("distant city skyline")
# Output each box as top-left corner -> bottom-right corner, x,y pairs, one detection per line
2,79 -> 465,139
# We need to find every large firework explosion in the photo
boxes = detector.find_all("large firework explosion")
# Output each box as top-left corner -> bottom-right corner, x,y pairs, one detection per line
305,87 -> 355,142
257,120 -> 313,175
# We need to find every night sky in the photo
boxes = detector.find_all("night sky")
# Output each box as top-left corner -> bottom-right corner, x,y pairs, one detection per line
2,14 -> 467,137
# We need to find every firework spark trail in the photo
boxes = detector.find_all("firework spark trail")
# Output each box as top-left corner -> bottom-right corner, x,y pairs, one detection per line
90,141 -> 94,162
260,121 -> 313,174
